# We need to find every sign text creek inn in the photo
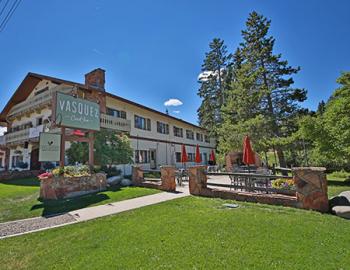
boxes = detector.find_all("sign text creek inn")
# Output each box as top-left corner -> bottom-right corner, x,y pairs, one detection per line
0,68 -> 216,173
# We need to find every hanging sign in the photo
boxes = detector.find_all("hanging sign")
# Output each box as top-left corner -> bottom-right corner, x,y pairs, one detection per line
39,133 -> 61,162
54,92 -> 100,131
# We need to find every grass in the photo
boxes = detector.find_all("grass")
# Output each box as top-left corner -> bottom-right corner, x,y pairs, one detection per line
1,196 -> 350,270
0,177 -> 160,223
327,171 -> 350,198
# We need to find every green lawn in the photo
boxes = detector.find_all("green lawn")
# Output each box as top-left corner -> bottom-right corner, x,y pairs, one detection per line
1,196 -> 349,270
327,172 -> 350,198
0,178 -> 160,223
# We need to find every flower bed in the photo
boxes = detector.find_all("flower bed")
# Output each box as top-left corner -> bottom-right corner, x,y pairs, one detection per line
39,165 -> 106,200
271,178 -> 296,196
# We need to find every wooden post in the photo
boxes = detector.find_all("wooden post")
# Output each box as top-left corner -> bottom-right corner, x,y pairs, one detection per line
60,127 -> 65,167
88,131 -> 94,167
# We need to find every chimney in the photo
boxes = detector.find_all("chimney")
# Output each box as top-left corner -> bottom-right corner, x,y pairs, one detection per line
84,68 -> 105,91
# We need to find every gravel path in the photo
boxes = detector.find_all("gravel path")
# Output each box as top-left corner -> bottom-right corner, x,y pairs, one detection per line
0,214 -> 77,238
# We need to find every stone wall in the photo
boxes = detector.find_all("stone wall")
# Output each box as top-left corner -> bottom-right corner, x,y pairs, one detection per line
0,170 -> 44,181
293,167 -> 329,213
39,173 -> 107,200
132,166 -> 176,192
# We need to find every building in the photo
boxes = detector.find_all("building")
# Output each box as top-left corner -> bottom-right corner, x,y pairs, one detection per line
0,68 -> 215,173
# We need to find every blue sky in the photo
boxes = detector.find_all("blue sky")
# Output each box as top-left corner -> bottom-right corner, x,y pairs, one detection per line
0,0 -> 349,126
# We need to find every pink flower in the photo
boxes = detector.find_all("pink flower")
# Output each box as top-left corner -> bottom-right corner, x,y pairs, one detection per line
38,172 -> 53,180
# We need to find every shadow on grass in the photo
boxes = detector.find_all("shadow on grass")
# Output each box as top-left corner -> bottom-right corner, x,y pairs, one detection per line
328,179 -> 350,187
0,177 -> 40,187
31,186 -> 124,217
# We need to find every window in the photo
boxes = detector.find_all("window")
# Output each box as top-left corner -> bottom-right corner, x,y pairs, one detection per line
11,155 -> 23,168
37,117 -> 43,126
196,133 -> 203,141
157,121 -> 169,134
203,153 -> 208,163
188,153 -> 195,162
175,152 -> 182,162
134,115 -> 151,131
34,87 -> 49,96
107,107 -> 127,119
135,150 -> 150,163
204,135 -> 210,143
173,126 -> 183,137
186,130 -> 194,140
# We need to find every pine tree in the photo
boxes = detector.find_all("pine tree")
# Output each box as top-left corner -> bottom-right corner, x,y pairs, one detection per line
234,11 -> 307,168
197,38 -> 231,136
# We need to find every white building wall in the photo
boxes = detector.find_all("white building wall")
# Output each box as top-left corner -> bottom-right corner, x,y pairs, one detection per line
5,80 -> 216,172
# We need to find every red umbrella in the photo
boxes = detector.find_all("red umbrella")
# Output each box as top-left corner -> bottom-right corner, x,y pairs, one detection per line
195,144 -> 202,163
181,144 -> 188,163
243,135 -> 255,165
209,149 -> 216,164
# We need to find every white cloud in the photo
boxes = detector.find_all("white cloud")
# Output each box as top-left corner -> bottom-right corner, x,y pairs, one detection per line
0,127 -> 7,136
173,110 -> 180,114
164,98 -> 183,107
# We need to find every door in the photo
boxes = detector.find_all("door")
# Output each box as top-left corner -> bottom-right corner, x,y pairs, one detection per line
150,149 -> 157,169
30,148 -> 40,170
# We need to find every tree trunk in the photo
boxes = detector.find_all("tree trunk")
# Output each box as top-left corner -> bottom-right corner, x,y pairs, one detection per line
276,148 -> 288,176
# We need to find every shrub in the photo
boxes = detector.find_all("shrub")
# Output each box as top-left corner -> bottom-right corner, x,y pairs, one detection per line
43,162 -> 55,170
101,165 -> 121,177
17,162 -> 28,169
63,165 -> 90,177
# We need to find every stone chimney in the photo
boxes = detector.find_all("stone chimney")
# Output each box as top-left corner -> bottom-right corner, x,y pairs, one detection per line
84,68 -> 105,91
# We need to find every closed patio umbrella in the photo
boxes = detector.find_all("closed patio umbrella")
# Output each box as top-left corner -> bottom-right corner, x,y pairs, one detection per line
243,135 -> 255,170
209,149 -> 216,165
181,144 -> 188,167
195,144 -> 202,163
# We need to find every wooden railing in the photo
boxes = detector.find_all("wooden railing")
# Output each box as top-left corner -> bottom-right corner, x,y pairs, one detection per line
100,113 -> 131,132
8,85 -> 72,118
4,128 -> 30,144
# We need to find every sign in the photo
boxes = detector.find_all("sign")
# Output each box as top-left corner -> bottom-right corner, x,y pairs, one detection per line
29,125 -> 44,139
54,92 -> 100,131
39,133 -> 61,162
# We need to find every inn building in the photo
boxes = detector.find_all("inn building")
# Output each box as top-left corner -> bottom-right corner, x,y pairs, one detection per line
0,68 -> 216,173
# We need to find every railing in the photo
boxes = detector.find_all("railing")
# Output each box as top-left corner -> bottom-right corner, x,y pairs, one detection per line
100,113 -> 131,132
206,172 -> 295,195
8,85 -> 73,118
4,128 -> 30,144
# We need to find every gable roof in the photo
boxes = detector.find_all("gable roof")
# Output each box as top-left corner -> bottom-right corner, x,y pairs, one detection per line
0,72 -> 205,131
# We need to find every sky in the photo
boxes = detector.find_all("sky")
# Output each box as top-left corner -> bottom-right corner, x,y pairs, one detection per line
0,0 -> 349,129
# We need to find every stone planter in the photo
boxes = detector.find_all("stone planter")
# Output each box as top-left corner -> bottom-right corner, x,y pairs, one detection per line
39,173 -> 107,200
275,189 -> 296,196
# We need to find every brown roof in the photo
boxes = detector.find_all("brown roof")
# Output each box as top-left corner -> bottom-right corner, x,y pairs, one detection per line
0,72 -> 206,131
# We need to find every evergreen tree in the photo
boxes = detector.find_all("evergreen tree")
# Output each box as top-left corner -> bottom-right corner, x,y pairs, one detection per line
225,11 -> 307,168
317,100 -> 326,115
197,38 -> 231,136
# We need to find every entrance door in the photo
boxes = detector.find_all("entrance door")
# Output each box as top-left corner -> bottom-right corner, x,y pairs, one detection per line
30,148 -> 40,170
150,149 -> 157,169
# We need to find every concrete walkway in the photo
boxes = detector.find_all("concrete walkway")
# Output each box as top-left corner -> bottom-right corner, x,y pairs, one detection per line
70,188 -> 189,222
0,187 -> 190,239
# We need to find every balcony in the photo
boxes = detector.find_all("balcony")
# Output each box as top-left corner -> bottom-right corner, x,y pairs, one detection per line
7,85 -> 73,120
100,113 -> 131,132
4,128 -> 30,144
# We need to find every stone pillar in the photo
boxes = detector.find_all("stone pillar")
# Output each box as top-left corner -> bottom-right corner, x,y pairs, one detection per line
188,166 -> 212,196
160,166 -> 176,192
293,167 -> 329,213
132,166 -> 144,185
